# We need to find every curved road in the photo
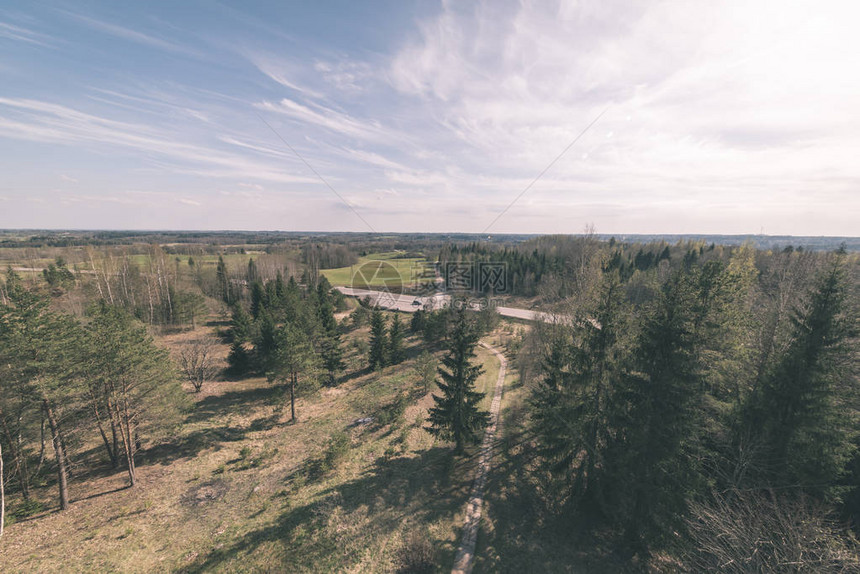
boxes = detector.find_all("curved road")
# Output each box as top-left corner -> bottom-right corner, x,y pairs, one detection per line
335,286 -> 560,323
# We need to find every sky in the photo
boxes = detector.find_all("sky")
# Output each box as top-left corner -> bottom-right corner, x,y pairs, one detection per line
1,0 -> 858,235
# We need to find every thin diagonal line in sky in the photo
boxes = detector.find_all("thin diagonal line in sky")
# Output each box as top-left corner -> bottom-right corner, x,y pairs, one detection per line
482,106 -> 609,234
256,112 -> 377,233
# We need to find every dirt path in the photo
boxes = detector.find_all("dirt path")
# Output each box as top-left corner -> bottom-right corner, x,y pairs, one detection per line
451,341 -> 507,574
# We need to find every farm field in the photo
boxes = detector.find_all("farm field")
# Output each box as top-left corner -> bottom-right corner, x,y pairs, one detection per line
320,251 -> 433,290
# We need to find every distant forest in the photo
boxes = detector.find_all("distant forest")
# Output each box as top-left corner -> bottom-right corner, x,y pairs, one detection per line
1,229 -> 857,251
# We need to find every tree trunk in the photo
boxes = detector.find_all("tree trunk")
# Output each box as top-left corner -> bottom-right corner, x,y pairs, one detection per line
33,415 -> 47,478
133,418 -> 141,452
0,410 -> 30,500
290,373 -> 296,423
95,409 -> 118,468
43,399 -> 69,510
1,440 -> 5,538
89,386 -> 118,467
113,398 -> 135,486
107,395 -> 121,468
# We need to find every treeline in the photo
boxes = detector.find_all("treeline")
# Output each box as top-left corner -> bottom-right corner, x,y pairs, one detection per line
0,270 -> 186,516
523,245 -> 860,567
437,235 -> 755,299
301,243 -> 358,271
31,247 -> 303,329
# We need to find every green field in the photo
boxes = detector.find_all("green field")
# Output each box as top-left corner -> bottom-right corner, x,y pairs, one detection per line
320,251 -> 433,289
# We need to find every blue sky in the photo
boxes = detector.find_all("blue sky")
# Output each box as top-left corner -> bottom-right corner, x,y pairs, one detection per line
1,0 -> 858,234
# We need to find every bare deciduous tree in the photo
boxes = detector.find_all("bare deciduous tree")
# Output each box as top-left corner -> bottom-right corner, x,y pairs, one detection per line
178,337 -> 221,393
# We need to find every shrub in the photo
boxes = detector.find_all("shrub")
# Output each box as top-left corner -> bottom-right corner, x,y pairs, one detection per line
395,530 -> 436,573
321,431 -> 351,473
376,393 -> 408,428
6,499 -> 46,525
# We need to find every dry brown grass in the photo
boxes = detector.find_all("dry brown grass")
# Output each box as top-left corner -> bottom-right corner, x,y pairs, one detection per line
0,314 -> 506,573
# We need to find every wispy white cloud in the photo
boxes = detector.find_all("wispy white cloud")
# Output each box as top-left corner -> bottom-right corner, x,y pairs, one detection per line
59,10 -> 198,57
89,88 -> 212,123
255,97 -> 397,143
342,148 -> 412,171
249,55 -> 326,99
0,97 -> 319,185
314,58 -> 374,93
0,21 -> 53,46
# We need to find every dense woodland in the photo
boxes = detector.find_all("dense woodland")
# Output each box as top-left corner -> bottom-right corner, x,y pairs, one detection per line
516,241 -> 860,568
0,233 -> 857,571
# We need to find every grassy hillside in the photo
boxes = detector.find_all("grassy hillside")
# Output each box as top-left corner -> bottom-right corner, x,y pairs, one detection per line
0,315 -> 500,573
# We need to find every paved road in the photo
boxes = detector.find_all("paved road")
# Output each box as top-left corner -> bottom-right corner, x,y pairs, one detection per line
451,342 -> 507,574
336,286 -> 563,324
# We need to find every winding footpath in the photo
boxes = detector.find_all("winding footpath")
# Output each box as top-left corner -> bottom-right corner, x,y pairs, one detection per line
451,342 -> 507,574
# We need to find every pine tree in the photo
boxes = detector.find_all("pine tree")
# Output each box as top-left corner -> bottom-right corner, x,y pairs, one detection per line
410,308 -> 426,333
249,281 -> 266,319
741,257 -> 856,498
602,272 -> 705,554
389,313 -> 406,364
317,289 -> 343,386
531,269 -> 628,512
426,306 -> 490,455
246,257 -> 259,284
414,351 -> 438,392
0,284 -> 82,510
267,323 -> 317,422
85,304 -> 185,487
226,340 -> 251,377
368,308 -> 389,370
230,304 -> 253,343
215,255 -> 232,305
254,312 -> 278,372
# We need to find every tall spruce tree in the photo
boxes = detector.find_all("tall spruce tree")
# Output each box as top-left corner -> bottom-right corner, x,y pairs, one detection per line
317,290 -> 343,386
215,255 -> 232,305
389,313 -> 406,364
602,271 -> 705,554
531,269 -> 628,512
426,306 -> 490,455
740,256 -> 856,498
368,308 -> 389,370
230,304 -> 253,343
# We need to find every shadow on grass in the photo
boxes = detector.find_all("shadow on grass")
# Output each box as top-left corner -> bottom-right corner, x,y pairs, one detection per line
138,385 -> 282,468
140,425 -> 248,467
335,364 -> 373,385
248,413 -> 281,433
179,446 -> 474,573
72,484 -> 132,504
185,384 -> 280,424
